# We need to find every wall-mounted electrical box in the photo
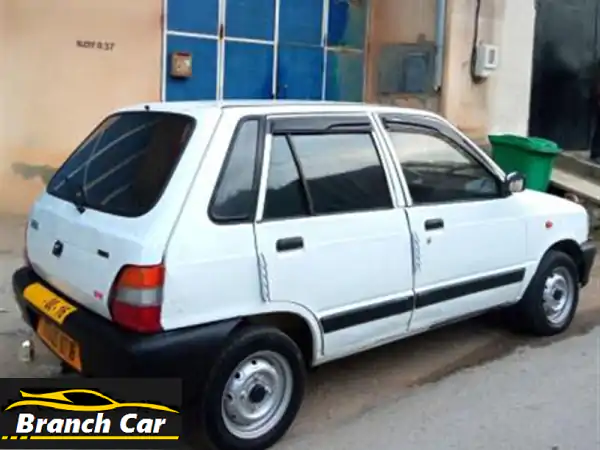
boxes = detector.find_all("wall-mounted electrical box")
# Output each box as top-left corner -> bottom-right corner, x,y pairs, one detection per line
377,40 -> 436,96
473,44 -> 500,78
170,51 -> 192,78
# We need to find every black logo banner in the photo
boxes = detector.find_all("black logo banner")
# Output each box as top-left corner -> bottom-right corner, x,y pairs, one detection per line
0,378 -> 182,449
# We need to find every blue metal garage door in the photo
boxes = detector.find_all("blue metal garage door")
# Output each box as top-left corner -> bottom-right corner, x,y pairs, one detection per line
325,0 -> 367,102
165,0 -> 220,100
277,0 -> 324,99
222,0 -> 275,99
164,0 -> 368,102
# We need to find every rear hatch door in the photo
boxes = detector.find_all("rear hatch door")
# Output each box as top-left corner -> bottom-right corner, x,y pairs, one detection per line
26,110 -> 197,319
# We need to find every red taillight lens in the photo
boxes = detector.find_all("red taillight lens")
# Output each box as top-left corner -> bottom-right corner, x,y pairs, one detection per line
109,264 -> 164,333
110,301 -> 162,333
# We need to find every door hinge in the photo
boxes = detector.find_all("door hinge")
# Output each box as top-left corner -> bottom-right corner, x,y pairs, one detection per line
258,253 -> 271,302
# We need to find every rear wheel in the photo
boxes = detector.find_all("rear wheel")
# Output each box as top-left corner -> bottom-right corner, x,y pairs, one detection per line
202,326 -> 306,450
510,250 -> 579,336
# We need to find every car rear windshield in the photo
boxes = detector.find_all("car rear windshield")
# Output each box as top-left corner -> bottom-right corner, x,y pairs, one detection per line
47,111 -> 195,217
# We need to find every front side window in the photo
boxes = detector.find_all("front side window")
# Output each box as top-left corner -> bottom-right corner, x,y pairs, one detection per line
387,129 -> 500,204
289,132 -> 393,215
47,112 -> 194,217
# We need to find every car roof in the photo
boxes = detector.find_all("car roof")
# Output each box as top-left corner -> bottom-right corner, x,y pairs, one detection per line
117,99 -> 442,121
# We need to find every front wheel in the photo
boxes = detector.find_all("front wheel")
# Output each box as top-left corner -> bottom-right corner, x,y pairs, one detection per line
510,250 -> 579,336
202,326 -> 306,450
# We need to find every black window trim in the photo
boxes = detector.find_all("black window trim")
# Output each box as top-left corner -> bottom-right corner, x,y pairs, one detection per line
380,115 -> 505,206
208,115 -> 267,225
257,113 -> 395,223
46,110 -> 197,219
269,114 -> 373,135
284,134 -> 315,215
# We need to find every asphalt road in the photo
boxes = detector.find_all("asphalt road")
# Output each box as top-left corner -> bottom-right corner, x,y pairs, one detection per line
278,327 -> 600,450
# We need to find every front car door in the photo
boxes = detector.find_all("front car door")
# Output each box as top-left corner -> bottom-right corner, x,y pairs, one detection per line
253,113 -> 414,360
376,113 -> 528,331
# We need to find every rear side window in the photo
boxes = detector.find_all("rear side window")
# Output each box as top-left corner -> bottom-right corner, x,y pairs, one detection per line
263,124 -> 393,220
210,119 -> 261,222
291,132 -> 392,215
47,112 -> 194,217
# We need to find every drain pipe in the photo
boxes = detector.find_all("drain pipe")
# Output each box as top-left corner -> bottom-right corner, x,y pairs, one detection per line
434,0 -> 447,90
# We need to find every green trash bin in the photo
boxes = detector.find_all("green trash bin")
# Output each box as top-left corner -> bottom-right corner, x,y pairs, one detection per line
488,134 -> 561,192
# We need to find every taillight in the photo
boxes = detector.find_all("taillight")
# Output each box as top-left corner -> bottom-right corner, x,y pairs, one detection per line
109,264 -> 165,333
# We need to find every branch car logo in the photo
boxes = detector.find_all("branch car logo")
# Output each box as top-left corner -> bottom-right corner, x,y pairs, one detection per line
1,389 -> 179,442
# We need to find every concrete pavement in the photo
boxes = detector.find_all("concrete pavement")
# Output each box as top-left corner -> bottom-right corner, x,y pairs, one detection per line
279,327 -> 600,450
284,259 -> 600,440
0,216 -> 60,377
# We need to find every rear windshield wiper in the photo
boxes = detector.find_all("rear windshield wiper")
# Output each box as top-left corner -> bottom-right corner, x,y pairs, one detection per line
62,176 -> 88,214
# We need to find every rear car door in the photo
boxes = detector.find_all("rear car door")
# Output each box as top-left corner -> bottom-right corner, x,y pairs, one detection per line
377,114 -> 528,331
253,114 -> 414,359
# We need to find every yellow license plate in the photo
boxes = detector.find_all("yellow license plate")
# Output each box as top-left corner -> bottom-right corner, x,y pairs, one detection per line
23,283 -> 77,324
37,318 -> 82,372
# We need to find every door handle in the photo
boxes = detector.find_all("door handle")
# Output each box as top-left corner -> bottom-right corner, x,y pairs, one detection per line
424,218 -> 444,231
276,236 -> 304,252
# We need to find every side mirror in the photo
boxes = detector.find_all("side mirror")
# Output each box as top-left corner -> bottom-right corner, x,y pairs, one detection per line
503,172 -> 526,195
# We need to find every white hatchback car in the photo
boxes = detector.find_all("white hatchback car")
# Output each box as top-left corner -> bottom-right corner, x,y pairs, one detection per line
13,101 -> 596,450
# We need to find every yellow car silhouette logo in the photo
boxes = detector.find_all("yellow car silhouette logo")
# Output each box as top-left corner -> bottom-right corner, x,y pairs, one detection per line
4,389 -> 178,414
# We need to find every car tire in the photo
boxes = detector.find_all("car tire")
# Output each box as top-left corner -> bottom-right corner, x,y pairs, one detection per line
201,325 -> 306,450
510,250 -> 579,336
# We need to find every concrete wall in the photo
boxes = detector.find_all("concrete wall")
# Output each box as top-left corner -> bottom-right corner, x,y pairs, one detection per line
365,0 -> 536,136
365,0 -> 440,111
0,0 -> 163,215
441,0 -> 536,140
0,0 -> 11,207
0,1 -> 7,184
488,0 -> 535,136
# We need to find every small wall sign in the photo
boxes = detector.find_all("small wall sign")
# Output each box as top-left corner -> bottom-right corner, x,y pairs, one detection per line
170,52 -> 192,78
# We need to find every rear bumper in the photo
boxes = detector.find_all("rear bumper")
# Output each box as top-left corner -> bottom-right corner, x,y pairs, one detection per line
580,239 -> 597,287
12,266 -> 239,381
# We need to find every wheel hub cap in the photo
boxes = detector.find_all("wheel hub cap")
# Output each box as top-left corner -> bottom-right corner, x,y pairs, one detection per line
248,385 -> 268,404
221,351 -> 293,440
542,266 -> 574,325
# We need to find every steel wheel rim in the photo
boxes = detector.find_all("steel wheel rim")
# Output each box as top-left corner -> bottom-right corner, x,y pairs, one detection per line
221,350 -> 293,440
542,266 -> 575,326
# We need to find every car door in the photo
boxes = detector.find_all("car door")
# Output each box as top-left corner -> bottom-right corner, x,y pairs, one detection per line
253,113 -> 414,360
376,113 -> 528,332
